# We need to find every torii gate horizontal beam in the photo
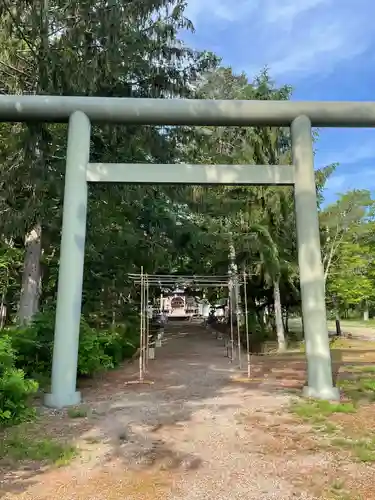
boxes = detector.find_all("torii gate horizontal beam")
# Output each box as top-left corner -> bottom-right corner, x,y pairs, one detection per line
1,95 -> 375,126
87,163 -> 295,185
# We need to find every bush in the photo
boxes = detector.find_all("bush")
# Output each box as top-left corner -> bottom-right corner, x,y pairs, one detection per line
77,317 -> 114,376
9,311 -> 55,377
77,317 -> 140,376
0,312 -> 139,426
240,310 -> 272,353
8,310 -> 140,379
0,335 -> 38,426
100,324 -> 139,366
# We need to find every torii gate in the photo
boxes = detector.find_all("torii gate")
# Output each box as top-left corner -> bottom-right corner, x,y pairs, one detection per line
2,95 -> 372,407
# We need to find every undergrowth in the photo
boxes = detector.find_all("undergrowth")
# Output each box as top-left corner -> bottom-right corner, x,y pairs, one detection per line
0,431 -> 76,466
290,371 -> 375,464
1,309 -> 140,427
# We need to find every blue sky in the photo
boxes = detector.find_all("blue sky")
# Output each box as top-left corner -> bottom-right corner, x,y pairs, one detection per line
182,0 -> 375,205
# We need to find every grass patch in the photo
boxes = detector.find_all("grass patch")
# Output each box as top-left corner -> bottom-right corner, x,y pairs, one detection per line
325,479 -> 361,500
330,436 -> 375,463
338,377 -> 375,402
67,406 -> 88,419
84,435 -> 101,444
0,432 -> 77,466
291,399 -> 356,423
291,394 -> 375,464
284,340 -> 305,352
330,337 -> 375,351
315,421 -> 339,434
328,318 -> 375,328
326,484 -> 361,500
344,365 -> 375,374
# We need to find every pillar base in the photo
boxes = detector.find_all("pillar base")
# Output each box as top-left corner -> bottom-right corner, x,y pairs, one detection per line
302,385 -> 340,401
44,390 -> 81,409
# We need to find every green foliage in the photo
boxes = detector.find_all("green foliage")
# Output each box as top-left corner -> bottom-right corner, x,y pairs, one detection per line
9,311 -> 140,379
76,318 -> 114,376
321,189 -> 374,280
67,406 -> 88,419
0,432 -> 76,466
101,323 -> 140,364
291,399 -> 356,424
338,377 -> 375,402
0,335 -> 38,425
323,190 -> 375,317
1,0 -> 373,430
1,308 -> 139,425
77,318 -> 140,376
328,240 -> 374,307
9,311 -> 55,376
241,310 -> 272,353
0,334 -> 14,370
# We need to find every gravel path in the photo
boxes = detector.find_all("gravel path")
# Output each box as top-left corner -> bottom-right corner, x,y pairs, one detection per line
3,323 -> 318,500
289,317 -> 375,341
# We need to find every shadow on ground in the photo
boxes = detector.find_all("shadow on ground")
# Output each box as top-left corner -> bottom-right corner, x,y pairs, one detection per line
1,321 -> 375,498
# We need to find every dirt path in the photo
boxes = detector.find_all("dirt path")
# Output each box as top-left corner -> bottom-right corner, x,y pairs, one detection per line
0,323 -> 345,499
334,324 -> 375,339
289,317 -> 375,340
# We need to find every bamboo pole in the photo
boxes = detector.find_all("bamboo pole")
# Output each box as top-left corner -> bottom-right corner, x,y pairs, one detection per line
236,301 -> 242,370
229,281 -> 234,362
139,266 -> 144,381
145,274 -> 150,367
243,269 -> 250,378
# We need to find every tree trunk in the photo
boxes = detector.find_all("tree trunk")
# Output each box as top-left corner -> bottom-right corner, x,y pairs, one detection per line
0,291 -> 6,329
332,296 -> 341,336
17,0 -> 49,325
263,306 -> 269,326
273,278 -> 287,351
228,235 -> 241,323
18,223 -> 42,325
363,302 -> 369,321
282,307 -> 289,334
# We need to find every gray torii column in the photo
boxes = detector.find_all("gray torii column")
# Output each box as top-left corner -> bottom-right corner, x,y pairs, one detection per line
45,111 -> 91,408
292,115 -> 339,400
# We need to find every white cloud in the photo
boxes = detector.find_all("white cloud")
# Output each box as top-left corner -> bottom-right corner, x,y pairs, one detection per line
185,0 -> 255,23
185,0 -> 327,24
261,0 -> 329,24
318,139 -> 375,168
324,174 -> 347,191
325,168 -> 375,195
268,21 -> 365,78
184,0 -> 375,80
